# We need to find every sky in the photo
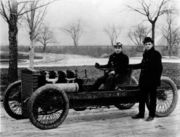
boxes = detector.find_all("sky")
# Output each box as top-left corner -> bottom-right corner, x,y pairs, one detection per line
0,0 -> 180,46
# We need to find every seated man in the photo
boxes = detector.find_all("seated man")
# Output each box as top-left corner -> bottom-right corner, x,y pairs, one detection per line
91,42 -> 129,91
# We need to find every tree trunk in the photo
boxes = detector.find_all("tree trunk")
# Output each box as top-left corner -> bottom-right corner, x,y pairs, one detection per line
151,22 -> 155,46
29,40 -> 35,69
111,39 -> 113,46
169,44 -> 172,57
43,43 -> 46,52
169,26 -> 172,57
74,39 -> 78,47
8,14 -> 18,83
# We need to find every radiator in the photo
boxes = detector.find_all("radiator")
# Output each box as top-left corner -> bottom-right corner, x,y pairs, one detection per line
21,68 -> 41,117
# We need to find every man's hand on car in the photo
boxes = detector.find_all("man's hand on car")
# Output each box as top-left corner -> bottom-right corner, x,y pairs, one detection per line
95,63 -> 100,68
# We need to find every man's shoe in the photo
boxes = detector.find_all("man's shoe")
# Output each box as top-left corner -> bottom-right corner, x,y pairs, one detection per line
146,116 -> 154,121
132,114 -> 144,119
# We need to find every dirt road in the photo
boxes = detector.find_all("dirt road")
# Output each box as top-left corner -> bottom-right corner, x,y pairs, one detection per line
1,91 -> 180,137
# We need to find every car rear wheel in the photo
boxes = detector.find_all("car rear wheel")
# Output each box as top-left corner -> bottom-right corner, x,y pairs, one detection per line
147,76 -> 178,117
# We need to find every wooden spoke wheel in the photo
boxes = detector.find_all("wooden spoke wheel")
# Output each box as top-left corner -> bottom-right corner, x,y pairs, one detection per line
147,76 -> 178,117
155,76 -> 178,117
28,84 -> 69,129
3,80 -> 25,119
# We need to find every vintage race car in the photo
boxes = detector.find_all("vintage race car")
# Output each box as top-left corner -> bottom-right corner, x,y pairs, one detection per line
3,66 -> 178,129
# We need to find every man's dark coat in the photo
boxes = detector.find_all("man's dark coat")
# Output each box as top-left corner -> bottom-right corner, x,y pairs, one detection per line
130,47 -> 163,88
107,52 -> 129,74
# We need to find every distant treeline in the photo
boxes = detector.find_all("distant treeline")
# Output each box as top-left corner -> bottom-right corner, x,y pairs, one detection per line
0,45 -> 180,57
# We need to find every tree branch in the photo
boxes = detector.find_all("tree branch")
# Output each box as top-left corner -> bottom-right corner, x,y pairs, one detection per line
0,1 -> 10,23
18,0 -> 56,16
154,0 -> 168,21
127,5 -> 146,16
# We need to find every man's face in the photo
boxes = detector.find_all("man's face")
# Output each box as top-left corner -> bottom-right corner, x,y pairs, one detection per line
114,46 -> 122,54
144,42 -> 153,51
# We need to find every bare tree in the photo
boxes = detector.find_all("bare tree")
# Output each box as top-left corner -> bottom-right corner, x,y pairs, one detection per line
36,25 -> 55,52
128,0 -> 173,46
24,0 -> 46,68
62,20 -> 83,47
104,24 -> 121,46
0,0 -> 26,83
162,11 -> 180,56
128,24 -> 149,47
0,0 -> 55,83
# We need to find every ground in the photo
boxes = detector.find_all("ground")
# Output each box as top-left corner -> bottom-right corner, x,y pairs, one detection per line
0,92 -> 180,137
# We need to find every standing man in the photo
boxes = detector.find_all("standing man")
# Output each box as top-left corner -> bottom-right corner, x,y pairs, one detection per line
92,42 -> 129,91
131,37 -> 163,121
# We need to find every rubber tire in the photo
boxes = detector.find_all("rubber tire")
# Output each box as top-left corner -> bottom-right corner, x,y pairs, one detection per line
115,76 -> 138,110
28,84 -> 69,129
3,80 -> 25,119
147,76 -> 178,117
